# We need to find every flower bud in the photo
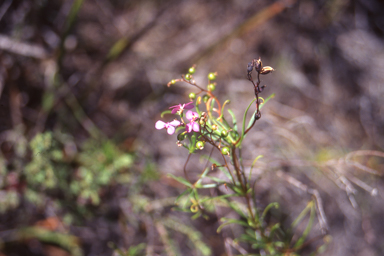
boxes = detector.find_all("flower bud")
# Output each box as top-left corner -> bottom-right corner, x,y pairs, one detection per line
207,83 -> 216,92
221,147 -> 230,155
221,130 -> 228,137
208,72 -> 216,81
196,141 -> 205,150
188,67 -> 196,74
185,74 -> 192,80
189,92 -> 196,100
212,124 -> 217,130
177,133 -> 186,141
260,66 -> 274,75
203,94 -> 210,103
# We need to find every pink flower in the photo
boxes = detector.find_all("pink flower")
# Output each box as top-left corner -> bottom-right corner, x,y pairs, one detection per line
155,120 -> 181,135
169,102 -> 194,114
185,111 -> 200,133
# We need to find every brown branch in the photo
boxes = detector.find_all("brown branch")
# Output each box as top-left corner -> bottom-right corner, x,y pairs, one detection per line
276,170 -> 329,234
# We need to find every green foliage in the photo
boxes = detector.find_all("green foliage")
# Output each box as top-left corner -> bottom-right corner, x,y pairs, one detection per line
18,227 -> 82,256
163,217 -> 212,256
109,242 -> 146,256
24,132 -> 134,206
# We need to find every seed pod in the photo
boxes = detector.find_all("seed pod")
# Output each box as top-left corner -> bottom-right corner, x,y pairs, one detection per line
254,58 -> 263,72
260,66 -> 274,75
247,62 -> 254,73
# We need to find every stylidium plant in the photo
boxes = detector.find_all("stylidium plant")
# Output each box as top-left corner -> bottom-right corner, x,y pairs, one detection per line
155,58 -> 329,255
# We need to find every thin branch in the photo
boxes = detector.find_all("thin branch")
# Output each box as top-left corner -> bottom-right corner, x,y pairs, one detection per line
276,170 -> 329,234
0,34 -> 48,59
0,0 -> 12,22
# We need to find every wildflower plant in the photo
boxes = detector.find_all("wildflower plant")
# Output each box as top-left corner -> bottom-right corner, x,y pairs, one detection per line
155,59 -> 329,255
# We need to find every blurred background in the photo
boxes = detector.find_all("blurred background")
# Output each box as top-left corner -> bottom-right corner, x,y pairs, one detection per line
0,0 -> 384,255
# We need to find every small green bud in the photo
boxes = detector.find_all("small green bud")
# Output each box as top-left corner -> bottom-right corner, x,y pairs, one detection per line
196,141 -> 205,150
171,79 -> 176,84
185,74 -> 191,80
189,92 -> 196,100
177,133 -> 186,141
221,147 -> 230,155
211,124 -> 217,130
208,72 -> 216,80
221,130 -> 228,137
188,67 -> 196,74
207,84 -> 216,91
202,94 -> 210,103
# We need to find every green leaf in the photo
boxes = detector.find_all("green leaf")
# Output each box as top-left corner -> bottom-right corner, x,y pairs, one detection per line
231,184 -> 245,196
249,155 -> 263,181
238,233 -> 257,243
261,202 -> 279,224
167,174 -> 193,188
174,188 -> 191,203
200,155 -> 233,181
199,194 -> 235,204
269,223 -> 281,239
239,98 -> 257,146
245,93 -> 275,133
227,109 -> 238,132
19,227 -> 82,256
217,100 -> 231,121
113,154 -> 133,169
107,38 -> 129,61
217,218 -> 248,233
291,201 -> 312,228
294,201 -> 316,249
195,167 -> 211,186
227,201 -> 248,218
191,211 -> 202,220
260,93 -> 275,109
206,175 -> 227,183
160,110 -> 173,118
196,183 -> 218,188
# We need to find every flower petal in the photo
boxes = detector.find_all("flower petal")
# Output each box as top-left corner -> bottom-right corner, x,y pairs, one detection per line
169,120 -> 181,126
155,120 -> 166,129
184,102 -> 194,109
169,104 -> 181,109
186,110 -> 193,120
171,108 -> 179,114
185,123 -> 192,133
167,126 -> 176,135
192,122 -> 200,132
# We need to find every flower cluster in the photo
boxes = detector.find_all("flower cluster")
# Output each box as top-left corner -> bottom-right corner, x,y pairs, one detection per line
155,103 -> 200,135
